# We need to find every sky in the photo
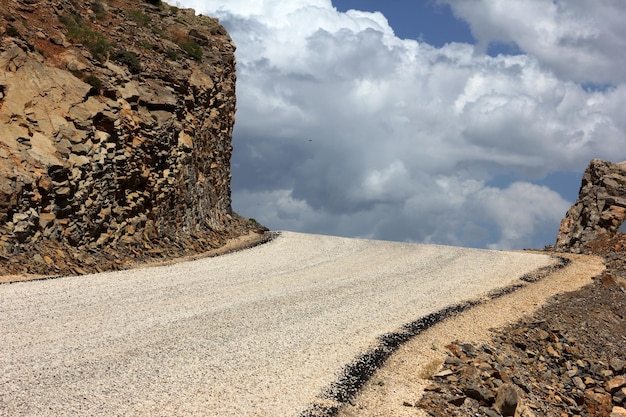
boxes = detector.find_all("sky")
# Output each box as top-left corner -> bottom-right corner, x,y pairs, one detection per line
175,0 -> 626,249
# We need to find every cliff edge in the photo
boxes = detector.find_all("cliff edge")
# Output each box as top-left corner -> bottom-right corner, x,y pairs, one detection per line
0,0 -> 261,276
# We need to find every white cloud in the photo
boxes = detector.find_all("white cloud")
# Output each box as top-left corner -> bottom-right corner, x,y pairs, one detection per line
442,0 -> 626,83
357,161 -> 412,203
471,182 -> 571,249
179,0 -> 626,248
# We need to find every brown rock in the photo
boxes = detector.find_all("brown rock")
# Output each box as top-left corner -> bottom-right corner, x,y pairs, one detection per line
606,376 -> 626,394
573,376 -> 586,391
602,273 -> 618,288
614,387 -> 626,405
611,406 -> 626,417
494,383 -> 518,416
433,369 -> 454,378
448,395 -> 466,406
38,212 -> 56,229
584,390 -> 613,417
445,343 -> 465,359
516,404 -> 538,417
546,344 -> 560,358
462,384 -> 494,404
610,358 -> 626,374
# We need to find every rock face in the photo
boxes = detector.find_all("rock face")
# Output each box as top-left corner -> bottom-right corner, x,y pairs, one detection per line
555,159 -> 626,253
0,0 -> 258,275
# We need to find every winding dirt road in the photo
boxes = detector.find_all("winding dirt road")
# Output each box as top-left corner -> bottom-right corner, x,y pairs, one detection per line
1,232 -> 570,416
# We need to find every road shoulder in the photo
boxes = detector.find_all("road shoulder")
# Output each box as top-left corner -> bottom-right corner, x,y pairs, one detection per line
335,253 -> 604,417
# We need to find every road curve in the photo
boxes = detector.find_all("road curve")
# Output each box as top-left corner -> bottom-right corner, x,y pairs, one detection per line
1,232 -> 554,417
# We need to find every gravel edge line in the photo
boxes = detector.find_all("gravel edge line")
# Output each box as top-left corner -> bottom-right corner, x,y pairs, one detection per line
299,255 -> 569,417
0,231 -> 280,285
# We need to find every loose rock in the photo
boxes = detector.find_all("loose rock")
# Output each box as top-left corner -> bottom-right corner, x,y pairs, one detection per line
417,235 -> 626,417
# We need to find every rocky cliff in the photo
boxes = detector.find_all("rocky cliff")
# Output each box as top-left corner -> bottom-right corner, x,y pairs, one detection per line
555,159 -> 626,253
0,0 -> 260,276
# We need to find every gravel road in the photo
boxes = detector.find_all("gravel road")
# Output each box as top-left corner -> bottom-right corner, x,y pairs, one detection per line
0,232 -> 554,417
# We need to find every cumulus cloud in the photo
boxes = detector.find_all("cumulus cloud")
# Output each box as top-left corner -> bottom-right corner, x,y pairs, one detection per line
178,0 -> 626,248
442,0 -> 626,84
471,182 -> 572,249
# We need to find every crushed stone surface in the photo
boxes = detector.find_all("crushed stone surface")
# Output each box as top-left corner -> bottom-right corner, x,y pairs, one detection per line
1,231 -> 555,417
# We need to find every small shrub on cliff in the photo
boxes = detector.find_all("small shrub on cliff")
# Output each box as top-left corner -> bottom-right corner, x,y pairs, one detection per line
86,75 -> 103,94
168,26 -> 203,61
178,40 -> 203,61
145,0 -> 161,6
90,1 -> 106,20
115,50 -> 142,74
70,69 -> 84,79
59,13 -> 112,61
128,10 -> 151,27
6,26 -> 20,38
137,40 -> 155,51
58,13 -> 77,28
69,69 -> 103,95
165,50 -> 180,61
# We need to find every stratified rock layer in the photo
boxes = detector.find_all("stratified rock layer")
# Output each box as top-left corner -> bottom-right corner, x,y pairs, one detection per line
555,159 -> 626,253
0,0 -> 257,275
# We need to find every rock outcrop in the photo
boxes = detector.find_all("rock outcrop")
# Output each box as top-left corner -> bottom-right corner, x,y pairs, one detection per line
0,0 -> 260,275
555,159 -> 626,253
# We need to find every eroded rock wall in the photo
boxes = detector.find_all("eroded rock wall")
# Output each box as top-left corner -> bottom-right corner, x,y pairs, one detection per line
0,0 -> 257,275
555,159 -> 626,253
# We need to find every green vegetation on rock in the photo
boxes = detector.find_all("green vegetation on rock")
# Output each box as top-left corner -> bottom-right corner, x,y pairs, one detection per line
59,13 -> 112,61
115,49 -> 142,74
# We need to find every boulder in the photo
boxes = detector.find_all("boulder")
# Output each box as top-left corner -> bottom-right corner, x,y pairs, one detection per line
555,159 -> 626,252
